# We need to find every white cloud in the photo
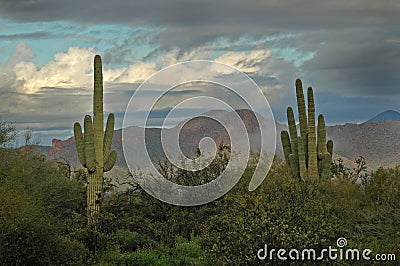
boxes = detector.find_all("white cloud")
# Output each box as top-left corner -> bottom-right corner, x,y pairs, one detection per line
14,46 -> 96,93
5,43 -> 275,95
215,49 -> 272,73
0,42 -> 35,91
11,45 -> 158,93
157,48 -> 213,66
113,61 -> 158,83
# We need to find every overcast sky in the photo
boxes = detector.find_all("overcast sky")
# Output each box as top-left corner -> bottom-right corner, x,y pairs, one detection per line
0,0 -> 399,145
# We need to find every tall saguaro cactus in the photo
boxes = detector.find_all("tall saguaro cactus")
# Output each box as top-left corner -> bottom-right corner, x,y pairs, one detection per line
74,55 -> 117,225
281,79 -> 333,180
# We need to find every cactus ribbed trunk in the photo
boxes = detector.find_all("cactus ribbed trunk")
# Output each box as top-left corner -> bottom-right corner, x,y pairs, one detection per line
286,107 -> 299,178
87,173 -> 102,224
90,55 -> 104,224
74,55 -> 117,226
297,136 -> 307,180
280,79 -> 333,180
307,87 -> 318,179
94,55 -> 104,171
281,131 -> 291,166
296,79 -> 308,154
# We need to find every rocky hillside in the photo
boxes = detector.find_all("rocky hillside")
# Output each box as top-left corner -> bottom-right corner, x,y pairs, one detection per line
327,121 -> 400,169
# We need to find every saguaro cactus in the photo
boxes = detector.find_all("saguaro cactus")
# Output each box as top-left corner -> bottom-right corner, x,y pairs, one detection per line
281,79 -> 333,180
74,55 -> 117,225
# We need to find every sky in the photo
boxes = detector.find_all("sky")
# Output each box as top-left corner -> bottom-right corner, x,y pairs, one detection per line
0,0 -> 399,146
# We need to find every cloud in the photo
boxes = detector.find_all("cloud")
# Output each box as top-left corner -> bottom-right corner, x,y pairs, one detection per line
113,61 -> 158,83
11,45 -> 158,93
214,50 -> 272,73
9,43 -> 280,95
2,1 -> 397,101
303,29 -> 400,97
1,0 -> 398,29
0,0 -> 398,57
5,42 -> 34,66
0,31 -> 52,40
0,42 -> 34,90
13,46 -> 95,93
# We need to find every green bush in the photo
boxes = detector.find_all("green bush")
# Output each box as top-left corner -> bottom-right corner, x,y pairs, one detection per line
98,249 -> 166,266
112,230 -> 157,252
0,145 -> 88,265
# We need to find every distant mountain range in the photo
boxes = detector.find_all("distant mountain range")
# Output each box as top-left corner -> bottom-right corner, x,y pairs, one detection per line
367,110 -> 400,123
35,110 -> 400,170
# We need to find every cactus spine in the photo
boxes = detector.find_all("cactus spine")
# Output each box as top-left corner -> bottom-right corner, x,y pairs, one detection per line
74,55 -> 117,225
281,79 -> 333,180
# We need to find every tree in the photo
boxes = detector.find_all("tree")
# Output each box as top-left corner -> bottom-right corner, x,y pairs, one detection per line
0,132 -> 88,265
0,121 -> 16,146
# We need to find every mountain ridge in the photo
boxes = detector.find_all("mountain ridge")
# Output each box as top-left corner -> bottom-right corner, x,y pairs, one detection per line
367,110 -> 400,123
43,109 -> 400,170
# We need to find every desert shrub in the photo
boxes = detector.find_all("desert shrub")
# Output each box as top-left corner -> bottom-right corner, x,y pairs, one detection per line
112,230 -> 157,252
0,138 -> 88,265
97,235 -> 206,266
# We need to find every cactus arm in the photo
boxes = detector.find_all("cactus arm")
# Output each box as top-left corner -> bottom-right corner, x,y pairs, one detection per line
295,79 -> 308,143
93,55 -> 104,170
324,140 -> 334,178
289,154 -> 299,179
327,139 -> 333,156
287,107 -> 297,147
304,132 -> 309,167
103,113 -> 115,161
104,149 -> 117,172
321,152 -> 332,179
287,106 -> 297,139
297,136 -> 307,180
317,114 -> 327,157
281,130 -> 292,167
295,80 -> 309,170
287,107 -> 300,178
74,122 -> 86,167
84,115 -> 96,173
290,138 -> 300,178
317,114 -> 334,178
307,87 -> 318,179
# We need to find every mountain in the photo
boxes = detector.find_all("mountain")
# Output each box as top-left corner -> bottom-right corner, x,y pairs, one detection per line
47,109 -> 276,167
42,110 -> 400,171
327,121 -> 400,169
367,110 -> 400,123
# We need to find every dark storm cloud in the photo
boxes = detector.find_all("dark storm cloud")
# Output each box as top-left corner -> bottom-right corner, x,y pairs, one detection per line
1,1 -> 399,49
304,29 -> 400,97
1,0 -> 399,28
2,0 -> 398,58
101,29 -> 159,67
0,31 -> 52,39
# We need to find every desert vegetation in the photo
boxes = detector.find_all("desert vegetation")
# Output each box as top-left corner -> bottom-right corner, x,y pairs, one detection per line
0,125 -> 399,265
